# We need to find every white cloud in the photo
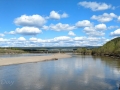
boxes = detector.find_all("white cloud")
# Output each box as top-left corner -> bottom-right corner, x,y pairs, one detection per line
84,26 -> 105,36
5,31 -> 16,35
49,11 -> 60,20
0,38 -> 6,42
29,37 -> 38,41
29,36 -> 72,43
87,37 -> 101,41
84,24 -> 107,32
42,23 -> 76,31
53,36 -> 71,41
0,36 -> 107,47
68,31 -> 76,36
0,33 -> 4,37
42,25 -> 49,30
14,14 -> 46,27
74,37 -> 106,46
91,13 -> 117,22
37,39 -> 47,43
108,26 -> 119,30
85,31 -> 105,37
9,31 -> 16,34
78,1 -> 114,11
61,13 -> 69,18
118,16 -> 120,21
74,37 -> 86,41
14,27 -> 42,35
10,38 -> 17,41
84,27 -> 94,32
76,20 -> 92,27
95,24 -> 107,30
111,29 -> 120,36
83,24 -> 106,37
110,13 -> 117,17
49,11 -> 68,20
18,37 -> 26,41
29,38 -> 50,43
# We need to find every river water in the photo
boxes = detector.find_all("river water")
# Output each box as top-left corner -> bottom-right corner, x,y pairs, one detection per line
0,54 -> 120,90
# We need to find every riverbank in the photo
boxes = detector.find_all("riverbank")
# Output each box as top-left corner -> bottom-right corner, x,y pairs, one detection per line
92,54 -> 120,59
0,53 -> 71,66
74,53 -> 120,59
0,48 -> 26,54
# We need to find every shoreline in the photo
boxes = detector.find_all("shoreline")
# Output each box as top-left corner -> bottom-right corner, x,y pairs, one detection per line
74,53 -> 120,59
92,54 -> 120,59
0,53 -> 71,66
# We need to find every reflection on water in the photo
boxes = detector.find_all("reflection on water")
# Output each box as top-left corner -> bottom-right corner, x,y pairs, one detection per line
0,54 -> 120,90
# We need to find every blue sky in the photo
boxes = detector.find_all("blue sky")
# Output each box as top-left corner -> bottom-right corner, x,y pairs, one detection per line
0,0 -> 120,47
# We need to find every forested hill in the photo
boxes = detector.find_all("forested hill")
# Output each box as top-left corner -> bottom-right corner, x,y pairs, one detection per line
92,37 -> 120,57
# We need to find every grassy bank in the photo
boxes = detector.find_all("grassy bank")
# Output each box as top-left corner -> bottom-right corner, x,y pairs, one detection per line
0,48 -> 26,54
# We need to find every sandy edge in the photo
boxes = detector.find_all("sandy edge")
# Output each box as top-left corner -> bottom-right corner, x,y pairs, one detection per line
0,53 -> 71,66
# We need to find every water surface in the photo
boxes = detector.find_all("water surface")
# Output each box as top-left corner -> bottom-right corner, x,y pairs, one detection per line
0,54 -> 120,90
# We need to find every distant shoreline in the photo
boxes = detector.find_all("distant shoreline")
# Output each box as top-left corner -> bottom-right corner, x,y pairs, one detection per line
0,53 -> 71,66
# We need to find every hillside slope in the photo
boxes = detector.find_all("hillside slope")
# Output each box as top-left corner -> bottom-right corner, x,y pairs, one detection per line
92,37 -> 120,57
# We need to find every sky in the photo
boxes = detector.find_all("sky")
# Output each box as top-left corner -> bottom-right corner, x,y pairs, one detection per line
0,0 -> 120,47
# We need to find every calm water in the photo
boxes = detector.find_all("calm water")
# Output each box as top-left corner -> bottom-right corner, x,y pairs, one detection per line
0,54 -> 120,90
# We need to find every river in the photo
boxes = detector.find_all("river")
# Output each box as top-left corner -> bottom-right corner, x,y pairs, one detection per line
0,54 -> 120,90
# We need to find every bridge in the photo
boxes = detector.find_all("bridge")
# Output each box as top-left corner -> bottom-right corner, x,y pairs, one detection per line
12,46 -> 96,53
15,47 -> 81,53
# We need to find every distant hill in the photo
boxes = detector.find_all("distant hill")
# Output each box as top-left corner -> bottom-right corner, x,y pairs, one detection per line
92,37 -> 120,57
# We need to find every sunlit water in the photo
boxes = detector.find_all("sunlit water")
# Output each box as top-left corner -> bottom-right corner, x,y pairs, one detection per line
0,54 -> 120,90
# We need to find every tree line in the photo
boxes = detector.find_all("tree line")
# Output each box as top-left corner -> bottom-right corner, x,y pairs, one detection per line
76,37 -> 120,58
